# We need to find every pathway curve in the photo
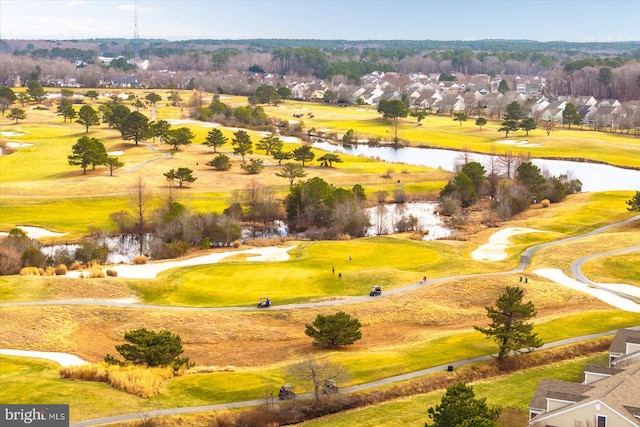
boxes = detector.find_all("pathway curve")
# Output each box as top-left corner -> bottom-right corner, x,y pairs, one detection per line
3,216 -> 640,426
2,216 -> 639,311
68,329 -> 622,427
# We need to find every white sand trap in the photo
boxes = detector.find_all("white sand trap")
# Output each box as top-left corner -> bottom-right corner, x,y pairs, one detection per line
6,142 -> 34,148
497,140 -> 540,147
0,226 -> 67,239
281,136 -> 299,143
108,150 -> 125,156
166,119 -> 220,128
533,269 -> 640,312
1,131 -> 25,137
0,349 -> 89,367
471,227 -> 544,261
69,245 -> 297,279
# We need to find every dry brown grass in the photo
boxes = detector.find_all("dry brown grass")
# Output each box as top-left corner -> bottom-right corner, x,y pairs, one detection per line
54,264 -> 68,275
133,255 -> 148,265
0,272 -> 609,369
60,363 -> 175,397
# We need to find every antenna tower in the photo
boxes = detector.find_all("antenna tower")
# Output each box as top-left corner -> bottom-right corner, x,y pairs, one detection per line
133,0 -> 139,58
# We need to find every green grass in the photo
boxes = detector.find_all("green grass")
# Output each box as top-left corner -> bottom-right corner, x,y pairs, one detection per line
1,312 -> 637,422
581,252 -> 640,287
299,354 -> 599,427
261,101 -> 640,169
132,237 -> 501,307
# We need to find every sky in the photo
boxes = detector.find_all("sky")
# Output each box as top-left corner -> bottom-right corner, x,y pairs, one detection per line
1,0 -> 639,42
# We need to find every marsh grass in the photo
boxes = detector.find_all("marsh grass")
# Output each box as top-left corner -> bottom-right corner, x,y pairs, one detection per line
60,363 -> 175,398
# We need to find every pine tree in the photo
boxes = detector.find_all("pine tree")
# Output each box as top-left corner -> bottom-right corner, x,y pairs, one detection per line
474,286 -> 543,360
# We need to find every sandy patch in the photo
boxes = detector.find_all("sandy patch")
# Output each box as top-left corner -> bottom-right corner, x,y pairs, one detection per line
68,245 -> 297,279
108,150 -> 125,156
497,140 -> 541,147
6,142 -> 34,148
0,349 -> 89,366
471,227 -> 544,261
0,225 -> 67,239
533,269 -> 640,312
1,131 -> 25,137
166,119 -> 220,128
281,136 -> 300,143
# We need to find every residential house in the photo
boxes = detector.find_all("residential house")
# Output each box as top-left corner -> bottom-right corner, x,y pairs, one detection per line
528,328 -> 640,427
609,328 -> 640,366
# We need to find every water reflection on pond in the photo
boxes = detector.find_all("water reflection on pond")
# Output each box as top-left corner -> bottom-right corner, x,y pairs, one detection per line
366,202 -> 451,240
312,141 -> 640,192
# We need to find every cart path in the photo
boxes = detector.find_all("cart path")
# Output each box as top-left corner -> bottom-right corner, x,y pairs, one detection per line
68,329 -> 627,427
2,215 -> 638,311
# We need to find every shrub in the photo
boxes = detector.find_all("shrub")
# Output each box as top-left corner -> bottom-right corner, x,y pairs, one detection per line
0,245 -> 22,275
44,266 -> 55,276
541,199 -> 550,208
20,267 -> 40,275
133,255 -> 148,265
233,240 -> 240,248
74,241 -> 108,264
69,261 -> 82,270
21,247 -> 47,268
106,269 -> 118,277
148,240 -> 190,260
54,264 -> 68,275
89,267 -> 105,278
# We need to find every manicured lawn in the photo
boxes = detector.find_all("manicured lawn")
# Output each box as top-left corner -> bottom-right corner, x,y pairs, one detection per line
133,237 -> 500,307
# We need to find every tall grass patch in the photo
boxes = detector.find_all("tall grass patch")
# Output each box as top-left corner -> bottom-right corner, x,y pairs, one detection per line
60,363 -> 175,397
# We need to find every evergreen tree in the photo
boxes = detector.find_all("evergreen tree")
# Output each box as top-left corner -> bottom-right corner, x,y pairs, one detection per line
305,311 -> 362,348
426,382 -> 500,427
474,286 -> 543,360
203,128 -> 228,152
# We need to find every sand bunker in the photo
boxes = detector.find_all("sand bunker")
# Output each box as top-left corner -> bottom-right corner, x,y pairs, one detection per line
0,349 -> 89,367
533,269 -> 640,312
1,131 -> 25,137
108,150 -> 125,156
281,136 -> 300,143
471,227 -> 544,261
497,140 -> 541,147
68,245 -> 297,279
6,142 -> 34,148
0,226 -> 67,239
166,119 -> 220,128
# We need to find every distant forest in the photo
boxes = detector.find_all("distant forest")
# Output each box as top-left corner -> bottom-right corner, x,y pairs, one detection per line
2,38 -> 640,100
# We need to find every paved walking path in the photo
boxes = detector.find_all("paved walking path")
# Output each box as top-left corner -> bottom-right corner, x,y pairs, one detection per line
68,330 -> 621,427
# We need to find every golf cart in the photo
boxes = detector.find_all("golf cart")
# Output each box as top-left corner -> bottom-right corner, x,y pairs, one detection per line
369,285 -> 382,296
257,297 -> 271,308
278,384 -> 295,400
322,379 -> 339,394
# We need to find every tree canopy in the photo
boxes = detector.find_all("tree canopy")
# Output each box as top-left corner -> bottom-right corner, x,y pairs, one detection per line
68,135 -> 107,174
474,286 -> 543,360
105,328 -> 192,370
76,105 -> 101,132
305,311 -> 362,348
426,382 -> 500,427
626,191 -> 640,211
203,128 -> 228,152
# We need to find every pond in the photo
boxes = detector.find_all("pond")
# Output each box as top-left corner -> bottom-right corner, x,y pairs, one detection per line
365,202 -> 451,240
312,141 -> 640,192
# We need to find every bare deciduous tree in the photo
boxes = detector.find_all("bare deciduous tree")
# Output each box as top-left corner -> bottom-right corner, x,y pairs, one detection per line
287,358 -> 348,408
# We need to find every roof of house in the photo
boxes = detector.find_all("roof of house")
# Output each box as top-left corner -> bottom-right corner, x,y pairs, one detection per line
529,361 -> 640,426
610,328 -> 640,354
